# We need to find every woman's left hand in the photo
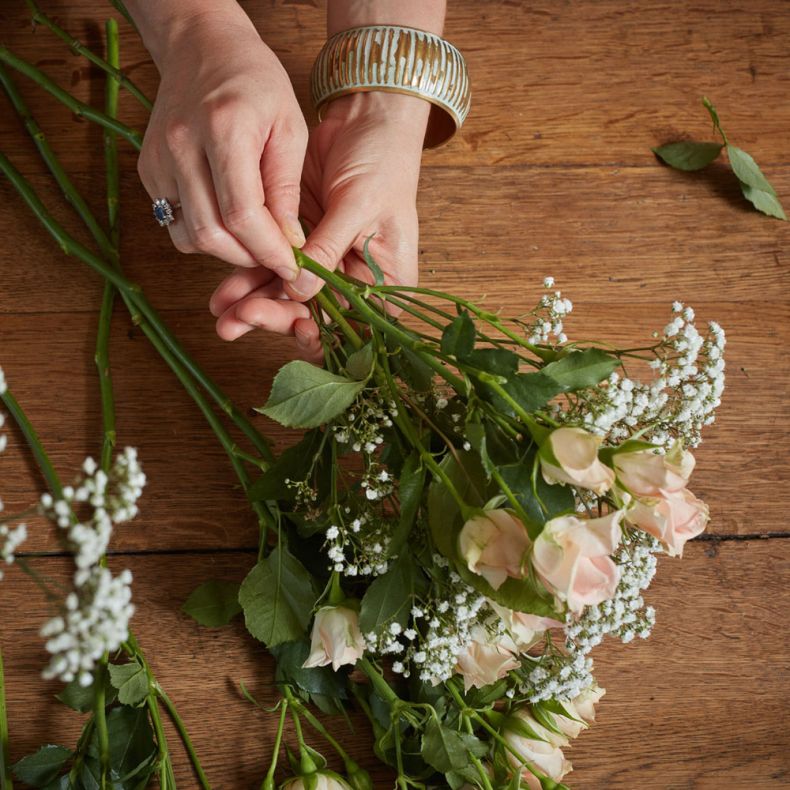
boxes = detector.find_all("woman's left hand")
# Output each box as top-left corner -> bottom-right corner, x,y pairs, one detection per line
209,91 -> 430,356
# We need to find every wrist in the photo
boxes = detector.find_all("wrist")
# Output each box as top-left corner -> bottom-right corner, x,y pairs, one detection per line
328,0 -> 446,36
322,91 -> 430,139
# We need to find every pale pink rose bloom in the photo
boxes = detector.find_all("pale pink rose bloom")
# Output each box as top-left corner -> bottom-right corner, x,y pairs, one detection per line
540,427 -> 615,495
282,773 -> 352,790
532,511 -> 623,614
488,601 -> 564,652
551,685 -> 606,740
457,509 -> 531,590
614,444 -> 695,498
455,624 -> 520,691
504,710 -> 572,786
627,488 -> 709,557
303,606 -> 365,672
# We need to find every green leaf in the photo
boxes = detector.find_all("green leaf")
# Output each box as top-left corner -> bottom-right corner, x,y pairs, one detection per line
359,554 -> 425,635
182,579 -> 242,628
652,141 -> 722,171
239,545 -> 318,648
502,372 -> 564,413
542,348 -> 620,391
56,673 -> 117,713
362,235 -> 385,286
726,145 -> 776,194
257,361 -> 365,429
441,313 -> 475,360
392,344 -> 435,392
346,343 -> 374,380
421,719 -> 487,773
103,706 -> 156,781
248,430 -> 322,502
13,745 -> 72,787
271,639 -> 349,703
467,347 -> 518,377
388,452 -> 425,556
739,181 -> 787,220
108,660 -> 149,707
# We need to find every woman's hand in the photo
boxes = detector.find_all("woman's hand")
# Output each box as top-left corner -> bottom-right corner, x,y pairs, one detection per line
210,91 -> 430,353
135,7 -> 307,282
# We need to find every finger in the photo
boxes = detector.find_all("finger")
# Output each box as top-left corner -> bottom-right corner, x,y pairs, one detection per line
205,133 -> 299,282
290,197 -> 364,300
209,266 -> 278,317
172,152 -> 258,267
293,317 -> 323,361
215,295 -> 312,341
137,155 -> 191,252
262,119 -> 308,248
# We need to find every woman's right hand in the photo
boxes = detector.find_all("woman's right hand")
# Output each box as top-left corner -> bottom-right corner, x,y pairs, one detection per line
135,6 -> 307,283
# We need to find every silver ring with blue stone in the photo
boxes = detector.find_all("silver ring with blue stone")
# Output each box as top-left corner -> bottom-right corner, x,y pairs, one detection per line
152,197 -> 178,227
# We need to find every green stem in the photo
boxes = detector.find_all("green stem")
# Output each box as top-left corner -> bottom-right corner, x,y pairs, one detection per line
93,662 -> 111,789
24,0 -> 152,110
107,0 -> 139,31
314,291 -> 363,350
0,648 -> 12,790
156,686 -> 212,790
0,47 -> 143,150
357,658 -> 401,707
0,146 -> 273,466
260,700 -> 288,790
284,688 -> 352,768
147,693 -> 176,790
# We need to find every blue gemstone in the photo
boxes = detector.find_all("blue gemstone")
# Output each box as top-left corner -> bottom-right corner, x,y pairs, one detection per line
154,204 -> 167,221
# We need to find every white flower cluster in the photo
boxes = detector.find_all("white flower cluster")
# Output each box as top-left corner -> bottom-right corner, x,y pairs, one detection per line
323,511 -> 391,577
332,393 -> 397,454
36,448 -> 145,685
521,651 -> 594,703
0,522 -> 28,580
41,566 -> 134,687
525,279 -> 573,345
366,556 -> 487,684
40,448 -> 146,576
565,533 -> 659,654
559,303 -> 725,449
359,462 -> 394,502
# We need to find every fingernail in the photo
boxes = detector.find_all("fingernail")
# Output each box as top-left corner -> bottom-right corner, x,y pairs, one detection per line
275,265 -> 298,283
284,215 -> 306,248
290,269 -> 320,298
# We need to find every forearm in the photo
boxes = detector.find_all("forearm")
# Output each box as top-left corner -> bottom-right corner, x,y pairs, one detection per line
328,1 -> 446,36
125,0 -> 257,68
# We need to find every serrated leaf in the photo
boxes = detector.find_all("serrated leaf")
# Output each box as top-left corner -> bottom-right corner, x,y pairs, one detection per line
56,672 -> 117,712
257,361 -> 365,428
441,313 -> 476,360
108,660 -> 149,707
248,430 -> 322,502
239,546 -> 318,648
182,579 -> 242,628
467,347 -> 518,377
359,554 -> 425,635
12,745 -> 72,787
652,141 -> 722,171
726,145 -> 776,194
543,348 -> 620,391
346,343 -> 374,380
100,706 -> 156,781
739,181 -> 787,220
362,235 -> 385,285
388,452 -> 425,556
421,719 -> 487,773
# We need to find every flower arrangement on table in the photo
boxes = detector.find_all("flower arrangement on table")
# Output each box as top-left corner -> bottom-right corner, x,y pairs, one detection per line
0,6 -> 726,790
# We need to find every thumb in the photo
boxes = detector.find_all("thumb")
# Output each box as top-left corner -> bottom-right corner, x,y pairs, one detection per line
289,197 -> 361,300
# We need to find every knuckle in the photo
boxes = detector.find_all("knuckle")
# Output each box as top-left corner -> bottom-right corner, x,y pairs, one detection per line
163,120 -> 191,151
189,224 -> 226,254
202,97 -> 248,142
171,235 -> 194,254
221,206 -> 258,233
307,238 -> 341,268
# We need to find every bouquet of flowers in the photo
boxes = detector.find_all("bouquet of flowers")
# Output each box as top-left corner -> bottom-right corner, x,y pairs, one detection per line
0,7 -> 726,789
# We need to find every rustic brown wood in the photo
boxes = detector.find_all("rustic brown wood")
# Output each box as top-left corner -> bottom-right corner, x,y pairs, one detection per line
2,543 -> 787,788
1,0 -> 789,787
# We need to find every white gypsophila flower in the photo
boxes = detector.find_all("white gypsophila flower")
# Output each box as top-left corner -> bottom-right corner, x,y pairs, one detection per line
365,555 -> 487,685
0,366 -> 7,395
564,532 -> 660,654
521,651 -> 595,703
525,280 -> 573,346
41,566 -> 134,686
555,304 -> 725,449
322,509 -> 391,578
331,392 -> 397,452
0,522 -> 28,580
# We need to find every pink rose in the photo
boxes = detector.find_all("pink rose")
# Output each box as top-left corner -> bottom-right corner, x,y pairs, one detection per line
627,488 -> 709,557
488,601 -> 564,652
504,710 -> 572,787
282,773 -> 352,790
532,511 -> 623,614
455,624 -> 520,691
458,509 -> 531,590
614,444 -> 695,498
549,685 -> 606,740
303,606 -> 365,671
540,427 -> 615,495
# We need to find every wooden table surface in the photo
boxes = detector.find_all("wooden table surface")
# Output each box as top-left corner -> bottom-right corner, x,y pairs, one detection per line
1,1 -> 789,788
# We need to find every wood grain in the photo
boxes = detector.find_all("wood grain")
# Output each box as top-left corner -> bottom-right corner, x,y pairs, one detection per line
1,0 -> 789,788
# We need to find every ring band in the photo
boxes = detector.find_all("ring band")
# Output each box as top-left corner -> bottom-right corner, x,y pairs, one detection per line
152,198 -> 178,227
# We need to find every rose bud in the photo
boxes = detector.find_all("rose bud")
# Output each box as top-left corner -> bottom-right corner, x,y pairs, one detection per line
302,606 -> 365,671
627,488 -> 709,557
614,443 -> 695,498
281,772 -> 353,790
503,709 -> 572,788
540,427 -> 615,495
455,624 -> 520,691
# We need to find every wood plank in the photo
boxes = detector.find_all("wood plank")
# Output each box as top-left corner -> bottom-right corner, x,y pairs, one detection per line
1,541 -> 787,788
1,1 -> 789,168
